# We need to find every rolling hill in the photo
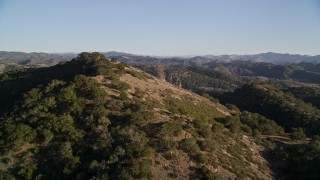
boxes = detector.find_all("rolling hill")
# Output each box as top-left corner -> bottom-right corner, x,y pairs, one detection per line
0,53 -> 275,179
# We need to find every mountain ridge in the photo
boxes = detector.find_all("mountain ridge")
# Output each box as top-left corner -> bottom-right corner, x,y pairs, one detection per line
1,51 -> 319,65
0,52 -> 275,179
1,52 -> 319,179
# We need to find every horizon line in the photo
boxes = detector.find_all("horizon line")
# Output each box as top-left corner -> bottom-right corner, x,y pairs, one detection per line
1,50 -> 319,57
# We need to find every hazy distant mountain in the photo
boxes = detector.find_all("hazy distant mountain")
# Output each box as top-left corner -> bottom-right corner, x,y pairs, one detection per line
0,51 -> 75,72
233,52 -> 320,64
104,51 -> 320,65
203,52 -> 320,64
0,51 -> 74,62
102,51 -> 133,57
0,51 -> 319,72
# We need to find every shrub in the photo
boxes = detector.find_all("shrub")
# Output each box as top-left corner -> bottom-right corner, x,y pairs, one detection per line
211,122 -> 224,134
241,125 -> 252,134
196,124 -> 212,138
127,70 -> 149,80
134,88 -> 145,98
38,129 -> 54,145
131,160 -> 152,179
160,121 -> 183,137
110,80 -> 131,91
198,140 -> 217,151
239,111 -> 284,135
194,153 -> 208,164
153,139 -> 177,153
253,129 -> 262,138
119,91 -> 128,100
291,127 -> 307,140
196,165 -> 222,180
223,115 -> 242,133
179,138 -> 200,154
0,170 -> 15,180
18,163 -> 37,180
164,151 -> 178,160
165,97 -> 221,122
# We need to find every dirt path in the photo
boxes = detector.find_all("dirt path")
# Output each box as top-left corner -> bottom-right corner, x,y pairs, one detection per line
261,135 -> 309,145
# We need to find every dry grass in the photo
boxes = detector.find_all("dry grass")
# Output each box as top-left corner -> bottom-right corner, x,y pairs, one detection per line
94,66 -> 273,179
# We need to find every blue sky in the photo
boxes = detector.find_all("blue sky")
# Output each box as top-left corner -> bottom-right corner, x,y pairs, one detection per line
0,0 -> 319,55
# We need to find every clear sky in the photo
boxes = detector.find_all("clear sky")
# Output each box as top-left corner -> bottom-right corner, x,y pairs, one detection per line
0,0 -> 319,55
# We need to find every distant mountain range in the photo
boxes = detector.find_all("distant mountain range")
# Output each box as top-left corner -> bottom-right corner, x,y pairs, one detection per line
204,52 -> 320,64
0,51 -> 74,63
0,51 -> 319,68
101,51 -> 320,64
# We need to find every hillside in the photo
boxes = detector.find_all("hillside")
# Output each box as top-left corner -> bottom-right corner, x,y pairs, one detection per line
0,53 -> 275,179
285,86 -> 320,109
137,62 -> 320,97
220,83 -> 320,135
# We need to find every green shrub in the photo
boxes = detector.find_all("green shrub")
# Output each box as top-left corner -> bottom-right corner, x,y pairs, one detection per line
291,127 -> 307,140
168,172 -> 179,178
241,125 -> 252,134
198,140 -> 217,151
196,165 -> 222,180
131,160 -> 152,179
164,151 -> 178,160
179,138 -> 200,154
160,121 -> 183,137
211,122 -> 224,134
119,91 -> 128,100
127,70 -> 149,80
110,80 -> 131,91
194,153 -> 208,164
239,111 -> 284,135
253,129 -> 262,138
134,88 -> 145,98
198,126 -> 212,138
0,170 -> 15,180
38,129 -> 54,145
223,115 -> 242,133
152,139 -> 177,152
18,163 -> 37,180
165,97 -> 221,122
